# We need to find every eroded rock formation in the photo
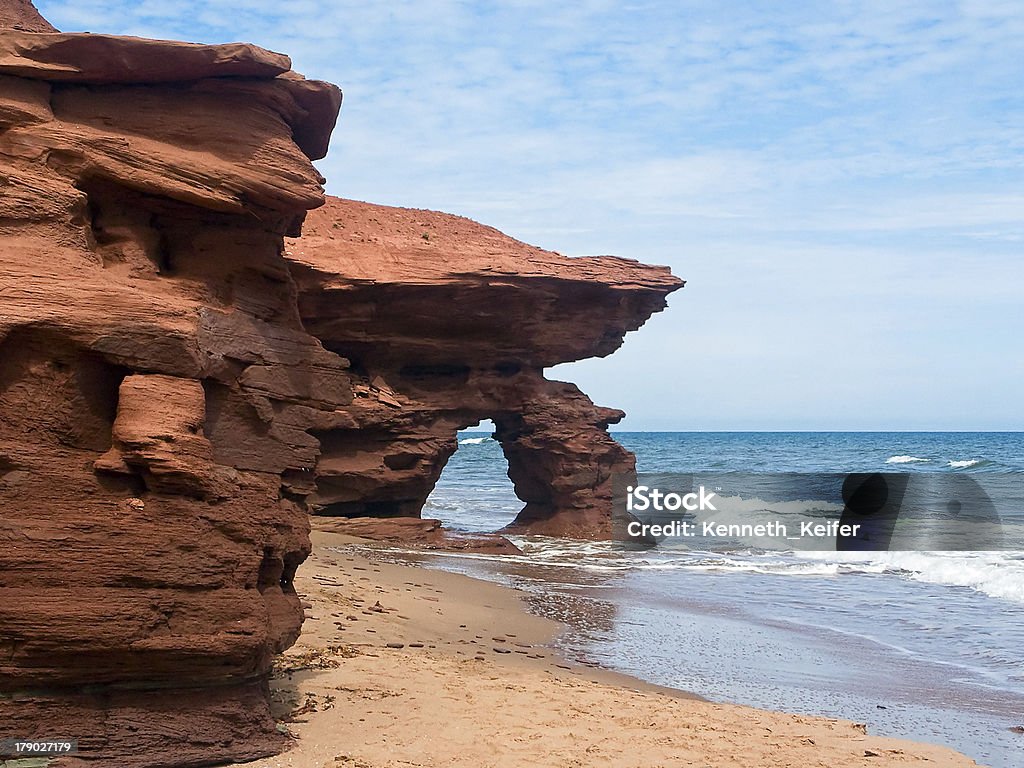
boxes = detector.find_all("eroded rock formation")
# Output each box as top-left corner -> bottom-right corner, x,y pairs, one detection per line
0,0 -> 53,32
287,199 -> 681,538
1,2 -> 681,765
0,7 -> 344,766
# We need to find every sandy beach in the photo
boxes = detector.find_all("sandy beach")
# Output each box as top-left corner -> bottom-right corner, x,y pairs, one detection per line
245,524 -> 978,768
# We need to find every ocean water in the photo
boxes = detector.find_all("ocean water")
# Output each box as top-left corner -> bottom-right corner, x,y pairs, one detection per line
420,432 -> 1024,767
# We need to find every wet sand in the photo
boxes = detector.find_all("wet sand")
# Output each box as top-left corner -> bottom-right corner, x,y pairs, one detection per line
245,526 -> 978,767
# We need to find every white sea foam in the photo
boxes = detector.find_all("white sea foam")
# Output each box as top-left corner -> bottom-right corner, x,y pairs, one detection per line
886,455 -> 930,464
948,459 -> 982,468
516,541 -> 1024,606
403,528 -> 1024,607
799,550 -> 1024,605
885,552 -> 1024,605
659,560 -> 842,577
459,436 -> 490,445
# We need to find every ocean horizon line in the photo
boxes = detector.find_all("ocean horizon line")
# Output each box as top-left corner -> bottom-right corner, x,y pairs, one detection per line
459,428 -> 1024,434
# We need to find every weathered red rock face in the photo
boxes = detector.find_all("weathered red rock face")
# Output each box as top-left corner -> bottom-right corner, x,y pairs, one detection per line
286,199 -> 681,539
0,0 -> 54,32
0,7 -> 344,767
1,2 -> 680,765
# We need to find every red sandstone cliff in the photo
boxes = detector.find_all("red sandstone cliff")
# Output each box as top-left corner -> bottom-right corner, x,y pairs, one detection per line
287,199 -> 681,538
0,6 -> 344,766
0,0 -> 53,32
0,2 -> 681,765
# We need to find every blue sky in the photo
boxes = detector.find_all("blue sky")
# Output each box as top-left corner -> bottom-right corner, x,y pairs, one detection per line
37,1 -> 1024,430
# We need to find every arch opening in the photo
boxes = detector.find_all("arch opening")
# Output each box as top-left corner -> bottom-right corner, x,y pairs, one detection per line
424,419 -> 523,533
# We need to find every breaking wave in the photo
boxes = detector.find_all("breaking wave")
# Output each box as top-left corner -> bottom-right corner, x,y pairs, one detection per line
413,536 -> 1024,607
886,455 -> 930,464
949,459 -> 983,469
799,550 -> 1024,606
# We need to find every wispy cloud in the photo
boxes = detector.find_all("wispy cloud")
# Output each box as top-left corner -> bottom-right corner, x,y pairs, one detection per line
35,0 -> 1024,429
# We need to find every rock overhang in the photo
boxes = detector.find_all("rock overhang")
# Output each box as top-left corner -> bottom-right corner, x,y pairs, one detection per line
286,197 -> 684,369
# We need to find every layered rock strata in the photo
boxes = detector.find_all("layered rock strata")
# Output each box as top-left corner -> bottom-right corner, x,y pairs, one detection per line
287,199 -> 681,538
0,9 -> 344,767
1,2 -> 681,765
0,0 -> 54,32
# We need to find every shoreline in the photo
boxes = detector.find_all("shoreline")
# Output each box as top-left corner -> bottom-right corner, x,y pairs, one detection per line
246,525 -> 979,767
